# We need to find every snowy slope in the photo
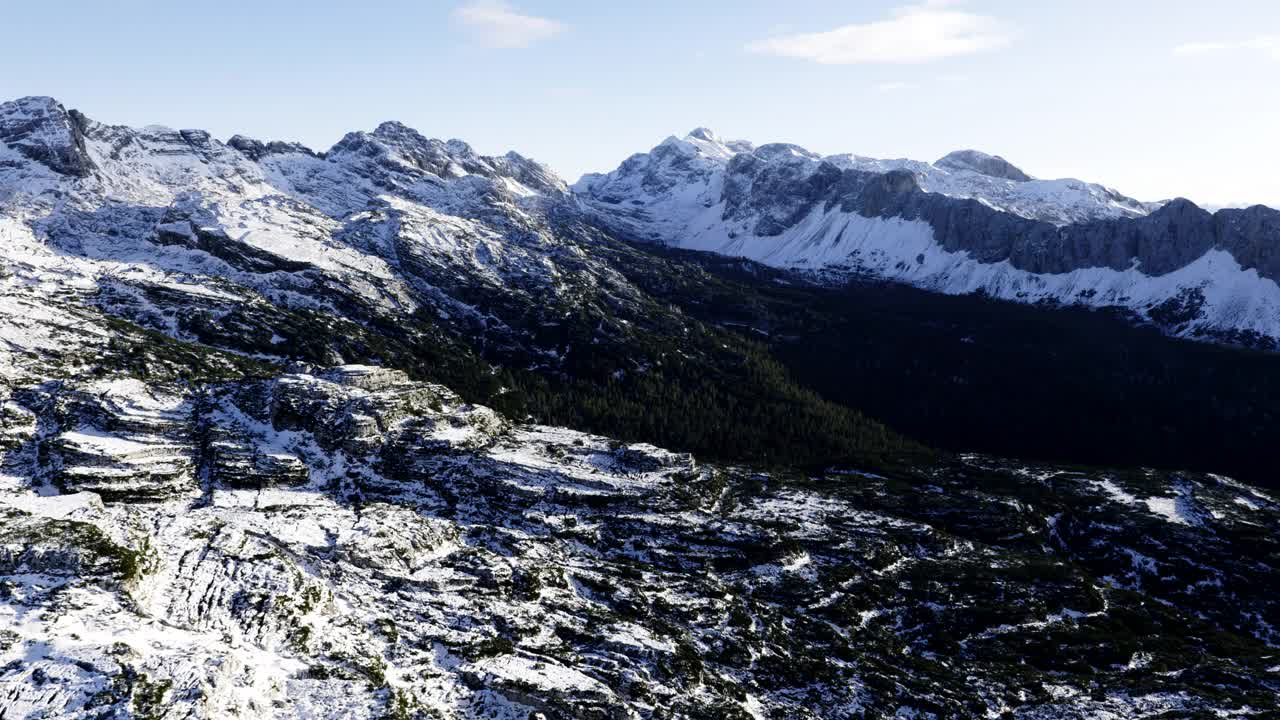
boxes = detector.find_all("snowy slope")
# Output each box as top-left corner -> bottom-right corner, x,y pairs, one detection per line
575,129 -> 1280,348
0,96 -> 660,383
3,366 -> 1278,719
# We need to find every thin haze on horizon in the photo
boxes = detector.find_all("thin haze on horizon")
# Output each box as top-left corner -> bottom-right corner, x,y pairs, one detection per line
2,0 -> 1277,208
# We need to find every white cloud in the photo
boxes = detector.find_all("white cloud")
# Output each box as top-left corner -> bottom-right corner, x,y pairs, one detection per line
876,81 -> 917,92
453,1 -> 565,49
1173,36 -> 1279,60
748,1 -> 1012,65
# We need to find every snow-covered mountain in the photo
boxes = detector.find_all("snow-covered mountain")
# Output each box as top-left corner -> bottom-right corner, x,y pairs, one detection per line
2,97 -> 1280,719
0,95 -> 668,386
4,95 -> 1279,353
575,129 -> 1280,348
575,130 -> 1154,229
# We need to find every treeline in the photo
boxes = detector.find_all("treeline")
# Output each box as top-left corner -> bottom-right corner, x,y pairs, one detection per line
236,293 -> 925,471
506,323 -> 924,468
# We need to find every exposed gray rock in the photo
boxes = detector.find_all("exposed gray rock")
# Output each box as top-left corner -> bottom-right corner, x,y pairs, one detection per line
0,97 -> 95,177
227,134 -> 319,161
17,383 -> 201,502
1217,203 -> 1280,281
936,149 -> 1032,182
0,509 -> 134,581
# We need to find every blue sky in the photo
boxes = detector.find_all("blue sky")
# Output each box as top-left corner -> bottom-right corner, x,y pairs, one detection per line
2,1 -> 1277,206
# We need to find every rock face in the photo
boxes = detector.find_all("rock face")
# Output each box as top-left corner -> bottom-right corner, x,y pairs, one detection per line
576,129 -> 1280,348
0,97 -> 95,177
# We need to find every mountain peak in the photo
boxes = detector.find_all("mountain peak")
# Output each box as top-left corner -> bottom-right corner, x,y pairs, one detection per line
0,95 -> 62,116
687,127 -> 719,142
372,119 -> 415,136
0,96 -> 95,177
684,128 -> 756,155
1152,196 -> 1210,217
935,149 -> 1032,183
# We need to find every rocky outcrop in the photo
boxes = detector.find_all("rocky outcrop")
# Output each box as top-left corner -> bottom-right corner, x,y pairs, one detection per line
1217,203 -> 1280,281
12,382 -> 201,502
227,134 -> 319,161
0,97 -> 95,177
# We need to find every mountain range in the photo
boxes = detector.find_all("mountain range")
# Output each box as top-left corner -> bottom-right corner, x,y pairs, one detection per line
1,97 -> 1278,719
577,128 -> 1280,349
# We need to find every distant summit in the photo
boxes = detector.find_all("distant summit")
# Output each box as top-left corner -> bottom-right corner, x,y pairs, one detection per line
935,149 -> 1032,182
